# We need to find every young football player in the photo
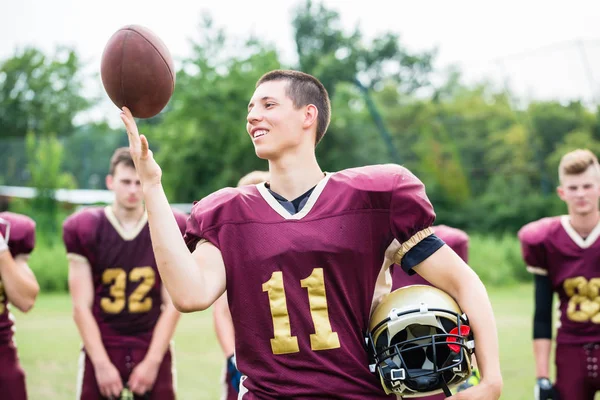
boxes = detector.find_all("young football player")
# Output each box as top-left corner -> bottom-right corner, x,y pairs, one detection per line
519,149 -> 600,400
213,170 -> 270,399
0,212 -> 39,400
120,70 -> 502,399
63,148 -> 187,400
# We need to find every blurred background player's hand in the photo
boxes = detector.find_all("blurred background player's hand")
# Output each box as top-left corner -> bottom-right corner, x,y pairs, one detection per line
535,377 -> 559,400
93,360 -> 123,399
120,106 -> 163,188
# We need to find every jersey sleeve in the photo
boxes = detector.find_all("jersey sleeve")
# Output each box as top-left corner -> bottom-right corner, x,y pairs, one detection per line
62,210 -> 97,263
173,209 -> 189,237
389,166 -> 441,273
5,215 -> 36,258
184,188 -> 239,252
517,220 -> 549,276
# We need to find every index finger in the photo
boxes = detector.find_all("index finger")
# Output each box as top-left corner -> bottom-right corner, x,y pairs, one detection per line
120,111 -> 141,148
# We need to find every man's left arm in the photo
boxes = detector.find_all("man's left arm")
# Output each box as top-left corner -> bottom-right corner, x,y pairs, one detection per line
415,245 -> 503,399
128,284 -> 181,395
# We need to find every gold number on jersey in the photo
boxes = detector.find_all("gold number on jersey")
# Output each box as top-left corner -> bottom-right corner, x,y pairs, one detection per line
262,271 -> 299,354
263,268 -> 341,355
100,267 -> 155,314
0,281 -> 5,315
564,276 -> 600,323
300,268 -> 341,351
129,267 -> 155,313
101,269 -> 127,313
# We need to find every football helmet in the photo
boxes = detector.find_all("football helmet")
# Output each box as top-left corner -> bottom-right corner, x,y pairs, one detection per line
366,285 -> 475,397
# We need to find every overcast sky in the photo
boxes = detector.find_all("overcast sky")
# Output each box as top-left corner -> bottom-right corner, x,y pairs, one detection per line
3,0 -> 600,124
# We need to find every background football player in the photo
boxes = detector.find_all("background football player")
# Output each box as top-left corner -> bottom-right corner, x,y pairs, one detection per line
0,211 -> 39,400
63,148 -> 187,400
213,170 -> 270,400
121,70 -> 502,399
519,148 -> 600,400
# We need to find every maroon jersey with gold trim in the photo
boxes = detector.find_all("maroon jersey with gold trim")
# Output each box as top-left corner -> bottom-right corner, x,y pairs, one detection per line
0,212 -> 35,346
519,216 -> 600,344
63,206 -> 187,347
185,164 -> 436,399
392,224 -> 469,290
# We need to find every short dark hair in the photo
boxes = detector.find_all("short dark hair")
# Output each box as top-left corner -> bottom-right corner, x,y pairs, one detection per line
256,70 -> 331,146
109,147 -> 135,175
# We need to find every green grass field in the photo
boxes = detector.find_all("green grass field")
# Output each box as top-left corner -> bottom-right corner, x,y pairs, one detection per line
9,284 -> 571,399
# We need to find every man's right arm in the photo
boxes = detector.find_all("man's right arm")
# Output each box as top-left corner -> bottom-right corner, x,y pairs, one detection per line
68,256 -> 122,397
120,107 -> 226,312
142,184 -> 226,312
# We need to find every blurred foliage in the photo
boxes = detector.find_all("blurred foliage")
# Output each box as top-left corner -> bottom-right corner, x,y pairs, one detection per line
1,0 -> 599,272
7,133 -> 77,243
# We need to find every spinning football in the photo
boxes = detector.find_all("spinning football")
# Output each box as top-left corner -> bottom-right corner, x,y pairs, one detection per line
101,25 -> 175,118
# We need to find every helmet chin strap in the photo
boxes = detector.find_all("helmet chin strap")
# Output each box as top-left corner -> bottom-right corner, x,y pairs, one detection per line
441,380 -> 452,397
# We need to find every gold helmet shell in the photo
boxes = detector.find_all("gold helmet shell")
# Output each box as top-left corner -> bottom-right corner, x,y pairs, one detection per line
367,285 -> 474,397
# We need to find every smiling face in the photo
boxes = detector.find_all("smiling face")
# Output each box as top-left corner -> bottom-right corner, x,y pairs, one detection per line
246,80 -> 309,160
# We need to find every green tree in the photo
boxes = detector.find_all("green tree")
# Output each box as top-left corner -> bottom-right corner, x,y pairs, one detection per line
148,17 -> 281,201
9,132 -> 76,242
0,47 -> 92,138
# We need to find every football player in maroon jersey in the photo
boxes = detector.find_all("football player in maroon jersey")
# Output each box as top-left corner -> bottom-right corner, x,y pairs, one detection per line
519,149 -> 600,400
63,148 -> 187,400
213,170 -> 270,400
0,212 -> 39,400
120,70 -> 502,399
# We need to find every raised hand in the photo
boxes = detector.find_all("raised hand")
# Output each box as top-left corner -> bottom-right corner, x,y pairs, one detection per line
120,107 -> 162,187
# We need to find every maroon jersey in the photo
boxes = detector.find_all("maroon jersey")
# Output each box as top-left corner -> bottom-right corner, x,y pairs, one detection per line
392,224 -> 469,290
0,212 -> 35,346
63,206 -> 187,347
519,216 -> 600,345
185,164 -> 436,399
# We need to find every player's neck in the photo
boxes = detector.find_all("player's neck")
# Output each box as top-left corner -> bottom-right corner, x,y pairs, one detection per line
268,154 -> 323,200
568,209 -> 600,238
111,203 -> 146,231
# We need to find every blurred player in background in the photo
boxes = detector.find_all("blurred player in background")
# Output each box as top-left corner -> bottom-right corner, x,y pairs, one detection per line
63,148 -> 187,400
519,149 -> 600,400
0,212 -> 39,400
121,70 -> 502,399
213,170 -> 269,399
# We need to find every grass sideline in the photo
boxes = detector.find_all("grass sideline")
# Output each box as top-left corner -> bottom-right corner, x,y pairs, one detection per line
11,283 -> 575,399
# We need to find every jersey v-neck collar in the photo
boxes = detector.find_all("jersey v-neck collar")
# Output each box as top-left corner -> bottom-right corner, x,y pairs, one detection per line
560,215 -> 600,249
104,206 -> 148,241
256,173 -> 332,220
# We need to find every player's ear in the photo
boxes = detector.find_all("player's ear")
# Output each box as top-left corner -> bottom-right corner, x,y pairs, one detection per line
106,174 -> 114,190
556,185 -> 566,201
302,104 -> 318,130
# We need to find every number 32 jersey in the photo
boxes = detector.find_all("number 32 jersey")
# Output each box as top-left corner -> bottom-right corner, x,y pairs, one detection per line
63,206 -> 187,346
519,216 -> 600,344
185,165 -> 437,399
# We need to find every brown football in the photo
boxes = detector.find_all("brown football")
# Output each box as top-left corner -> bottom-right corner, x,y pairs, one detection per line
101,25 -> 175,119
